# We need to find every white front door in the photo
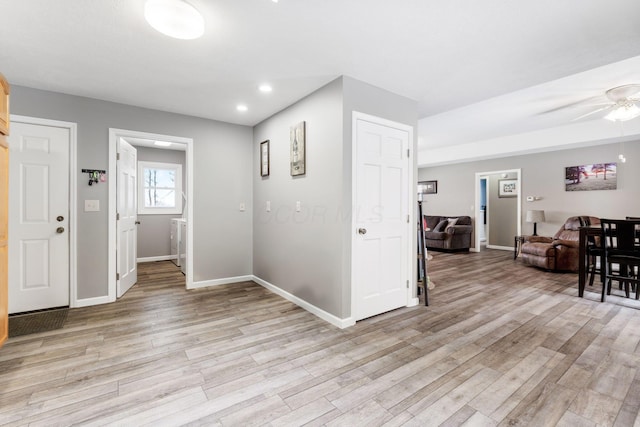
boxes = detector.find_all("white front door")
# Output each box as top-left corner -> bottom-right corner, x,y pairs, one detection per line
8,122 -> 69,313
117,137 -> 137,297
353,115 -> 411,321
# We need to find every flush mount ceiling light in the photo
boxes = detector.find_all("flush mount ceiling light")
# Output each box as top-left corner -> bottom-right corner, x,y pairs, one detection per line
145,0 -> 205,40
236,104 -> 248,112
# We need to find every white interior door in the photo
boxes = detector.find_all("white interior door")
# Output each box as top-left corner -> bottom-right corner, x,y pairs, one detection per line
8,122 -> 69,313
353,116 -> 410,321
117,137 -> 137,297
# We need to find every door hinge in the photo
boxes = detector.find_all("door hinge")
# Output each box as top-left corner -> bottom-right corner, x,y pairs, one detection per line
116,273 -> 120,281
406,280 -> 409,289
407,149 -> 410,158
407,214 -> 410,223
116,213 -> 120,220
117,152 -> 120,160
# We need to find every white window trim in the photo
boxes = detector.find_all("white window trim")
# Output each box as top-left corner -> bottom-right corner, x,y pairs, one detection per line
137,161 -> 183,215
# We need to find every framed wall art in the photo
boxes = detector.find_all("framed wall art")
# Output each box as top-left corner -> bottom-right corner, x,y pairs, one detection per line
498,179 -> 517,198
418,180 -> 437,194
260,140 -> 269,177
565,163 -> 617,191
290,121 -> 306,176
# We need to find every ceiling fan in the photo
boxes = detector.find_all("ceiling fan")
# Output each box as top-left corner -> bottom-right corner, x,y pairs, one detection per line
572,84 -> 640,122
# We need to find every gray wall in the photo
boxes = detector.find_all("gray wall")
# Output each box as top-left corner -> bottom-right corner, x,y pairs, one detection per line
135,146 -> 186,259
487,173 -> 517,247
253,77 -> 418,320
12,86 -> 253,299
253,78 -> 345,317
418,140 -> 640,242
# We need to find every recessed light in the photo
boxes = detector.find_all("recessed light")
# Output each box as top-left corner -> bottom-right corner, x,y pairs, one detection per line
145,0 -> 205,40
259,84 -> 273,93
237,105 -> 248,112
272,0 -> 278,3
154,141 -> 172,147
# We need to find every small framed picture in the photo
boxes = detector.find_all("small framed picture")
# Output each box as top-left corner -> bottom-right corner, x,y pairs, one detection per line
498,179 -> 517,197
260,140 -> 269,177
418,180 -> 437,194
290,121 -> 306,176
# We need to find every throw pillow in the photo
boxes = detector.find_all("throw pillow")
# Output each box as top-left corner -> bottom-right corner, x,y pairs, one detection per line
447,217 -> 459,227
434,220 -> 448,232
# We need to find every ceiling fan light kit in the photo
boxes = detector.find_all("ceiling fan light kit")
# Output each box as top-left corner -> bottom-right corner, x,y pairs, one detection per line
603,84 -> 640,122
604,102 -> 640,122
144,0 -> 205,40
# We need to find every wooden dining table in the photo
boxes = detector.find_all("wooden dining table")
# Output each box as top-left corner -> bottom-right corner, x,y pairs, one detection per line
578,225 -> 601,297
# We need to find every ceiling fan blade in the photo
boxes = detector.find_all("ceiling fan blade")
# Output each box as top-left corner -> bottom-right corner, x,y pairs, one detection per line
537,95 -> 605,115
570,105 -> 614,121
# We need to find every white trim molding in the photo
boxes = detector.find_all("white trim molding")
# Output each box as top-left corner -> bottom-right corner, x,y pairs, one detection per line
190,275 -> 254,289
137,255 -> 177,263
253,276 -> 355,329
74,295 -> 112,308
109,128 -> 195,303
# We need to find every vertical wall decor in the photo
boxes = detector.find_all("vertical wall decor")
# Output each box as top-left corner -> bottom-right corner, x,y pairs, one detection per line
290,121 -> 305,176
260,140 -> 269,177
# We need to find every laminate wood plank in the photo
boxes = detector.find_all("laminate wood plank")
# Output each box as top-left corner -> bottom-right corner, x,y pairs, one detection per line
409,367 -> 501,425
468,346 -> 558,416
2,254 -> 640,425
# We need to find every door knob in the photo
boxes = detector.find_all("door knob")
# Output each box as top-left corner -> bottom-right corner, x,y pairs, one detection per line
56,227 -> 65,234
135,221 -> 141,225
358,228 -> 367,235
56,216 -> 64,222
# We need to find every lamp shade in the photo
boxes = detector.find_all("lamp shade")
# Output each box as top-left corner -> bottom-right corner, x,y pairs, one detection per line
525,210 -> 545,223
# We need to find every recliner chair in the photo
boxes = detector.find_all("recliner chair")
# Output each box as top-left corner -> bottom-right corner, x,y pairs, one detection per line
520,216 -> 600,272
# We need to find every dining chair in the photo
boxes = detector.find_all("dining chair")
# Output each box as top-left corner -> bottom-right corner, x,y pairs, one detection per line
600,218 -> 640,302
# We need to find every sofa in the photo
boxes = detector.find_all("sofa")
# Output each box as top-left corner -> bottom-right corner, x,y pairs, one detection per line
423,215 -> 473,252
520,215 -> 600,272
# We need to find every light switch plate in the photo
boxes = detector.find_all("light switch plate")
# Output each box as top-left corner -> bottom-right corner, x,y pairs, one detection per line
239,203 -> 246,212
296,201 -> 301,212
266,201 -> 271,212
85,200 -> 100,212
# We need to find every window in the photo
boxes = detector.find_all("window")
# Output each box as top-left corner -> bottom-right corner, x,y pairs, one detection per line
137,161 -> 182,215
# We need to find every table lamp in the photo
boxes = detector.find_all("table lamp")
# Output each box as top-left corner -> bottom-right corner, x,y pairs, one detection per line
526,210 -> 545,236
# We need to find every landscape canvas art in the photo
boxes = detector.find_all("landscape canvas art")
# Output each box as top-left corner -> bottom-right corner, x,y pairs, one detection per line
565,163 -> 617,191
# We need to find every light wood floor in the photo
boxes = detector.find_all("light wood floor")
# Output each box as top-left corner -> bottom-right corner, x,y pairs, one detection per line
1,250 -> 640,426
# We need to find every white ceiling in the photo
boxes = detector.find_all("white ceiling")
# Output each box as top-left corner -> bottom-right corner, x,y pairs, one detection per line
2,0 -> 640,163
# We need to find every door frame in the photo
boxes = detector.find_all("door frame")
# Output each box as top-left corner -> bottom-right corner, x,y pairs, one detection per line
350,111 -> 418,322
9,115 -> 78,307
473,168 -> 521,252
108,128 -> 194,301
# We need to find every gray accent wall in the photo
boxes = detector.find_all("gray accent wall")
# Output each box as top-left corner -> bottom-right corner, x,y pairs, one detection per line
418,140 -> 640,242
11,86 -> 253,299
253,77 -> 418,320
253,78 -> 345,317
487,173 -> 517,247
135,146 -> 186,259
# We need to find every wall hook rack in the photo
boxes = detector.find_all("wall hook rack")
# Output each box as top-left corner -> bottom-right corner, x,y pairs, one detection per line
82,169 -> 106,186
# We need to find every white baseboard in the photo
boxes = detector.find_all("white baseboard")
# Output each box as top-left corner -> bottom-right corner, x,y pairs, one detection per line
252,276 -> 355,329
189,275 -> 254,290
486,245 -> 513,251
73,295 -> 113,308
137,255 -> 176,263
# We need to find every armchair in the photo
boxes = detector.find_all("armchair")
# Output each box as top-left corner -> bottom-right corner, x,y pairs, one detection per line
520,216 -> 600,272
